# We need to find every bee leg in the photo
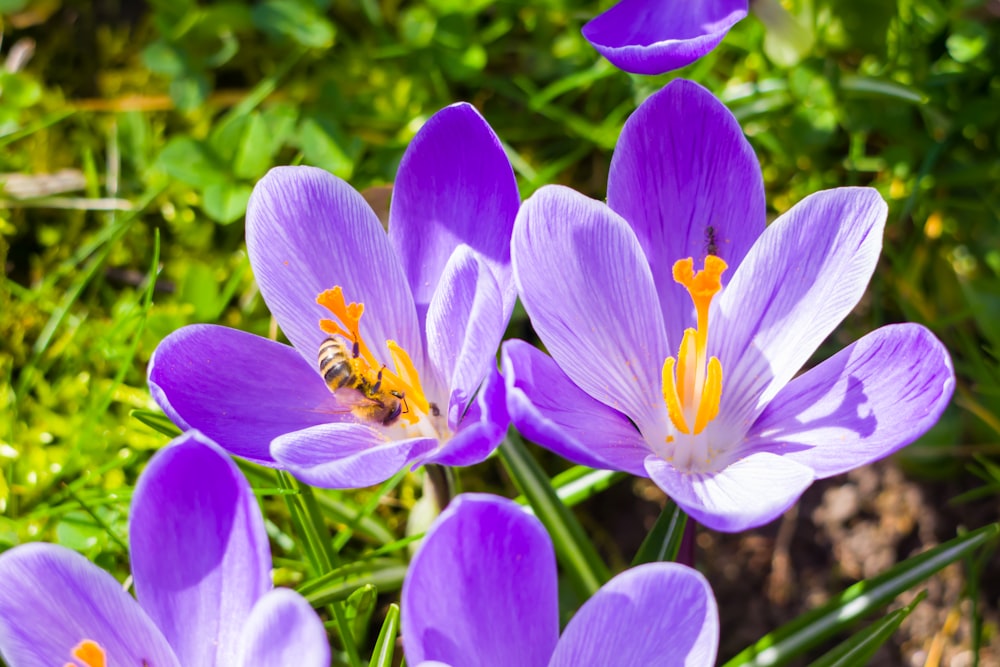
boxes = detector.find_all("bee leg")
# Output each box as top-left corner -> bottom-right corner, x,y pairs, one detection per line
372,365 -> 385,393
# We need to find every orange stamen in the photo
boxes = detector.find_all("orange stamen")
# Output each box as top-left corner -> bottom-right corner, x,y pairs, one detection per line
662,256 -> 727,435
67,640 -> 106,667
317,287 -> 430,426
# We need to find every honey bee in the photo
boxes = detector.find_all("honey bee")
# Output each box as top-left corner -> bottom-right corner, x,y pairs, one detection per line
318,336 -> 407,426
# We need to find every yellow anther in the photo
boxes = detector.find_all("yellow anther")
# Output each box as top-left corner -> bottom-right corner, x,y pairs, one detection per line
67,640 -> 106,667
387,341 -> 430,418
661,257 -> 728,436
662,358 -> 689,434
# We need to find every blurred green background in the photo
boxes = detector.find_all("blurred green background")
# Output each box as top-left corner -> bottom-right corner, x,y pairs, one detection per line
0,0 -> 998,663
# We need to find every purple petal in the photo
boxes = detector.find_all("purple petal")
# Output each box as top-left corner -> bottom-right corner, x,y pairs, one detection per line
550,562 -> 718,667
645,452 -> 814,532
246,166 -> 422,372
502,340 -> 649,476
389,103 -> 520,324
130,432 -> 271,667
583,0 -> 747,75
424,365 -> 509,467
0,543 -> 179,667
236,589 -> 330,667
148,324 -> 342,465
513,185 -> 670,439
745,323 -> 955,478
402,494 -> 558,667
425,245 -> 505,429
608,79 -> 765,349
271,423 -> 438,488
716,187 -> 887,430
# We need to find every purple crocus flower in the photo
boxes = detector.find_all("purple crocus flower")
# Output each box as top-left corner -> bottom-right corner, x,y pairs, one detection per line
503,79 -> 955,532
583,0 -> 748,75
403,493 -> 718,666
0,431 -> 329,667
148,103 -> 519,488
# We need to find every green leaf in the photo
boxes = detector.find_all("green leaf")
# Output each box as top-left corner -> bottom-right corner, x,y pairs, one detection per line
252,0 -> 336,49
631,500 -> 688,566
295,114 -> 359,180
499,434 -> 609,598
807,592 -> 926,667
178,260 -> 221,320
201,182 -> 252,224
368,603 -> 400,667
129,409 -> 182,438
299,558 -> 408,606
724,523 -> 999,667
156,137 -> 228,187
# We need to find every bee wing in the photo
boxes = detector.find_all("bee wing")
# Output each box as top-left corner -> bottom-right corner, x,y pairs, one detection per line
331,386 -> 383,409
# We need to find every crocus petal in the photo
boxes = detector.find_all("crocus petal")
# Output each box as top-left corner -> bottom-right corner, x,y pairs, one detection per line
403,494 -> 559,667
131,432 -> 271,667
502,340 -> 649,476
549,562 -> 718,667
744,323 -> 955,478
0,543 -> 179,667
645,452 -> 814,532
608,79 -> 765,348
513,185 -> 670,438
389,103 -> 520,324
426,245 -> 505,428
148,324 -> 341,465
246,166 -> 422,370
716,187 -> 887,429
424,365 -> 509,467
236,589 -> 330,667
271,422 -> 438,488
583,0 -> 747,75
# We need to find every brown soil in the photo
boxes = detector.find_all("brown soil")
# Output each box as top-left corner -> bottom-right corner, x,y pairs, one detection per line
584,459 -> 999,666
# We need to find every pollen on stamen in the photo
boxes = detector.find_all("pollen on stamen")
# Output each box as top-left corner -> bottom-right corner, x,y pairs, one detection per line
66,639 -> 106,667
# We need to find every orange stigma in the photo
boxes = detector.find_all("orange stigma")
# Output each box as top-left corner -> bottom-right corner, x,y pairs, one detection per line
317,287 -> 430,422
661,255 -> 727,435
65,640 -> 106,667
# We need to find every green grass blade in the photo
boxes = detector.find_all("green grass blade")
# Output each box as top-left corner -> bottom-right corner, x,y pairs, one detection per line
725,523 -> 999,667
806,592 -> 926,667
368,603 -> 400,667
299,557 -> 408,606
499,433 -> 609,597
631,500 -> 688,566
129,409 -> 182,438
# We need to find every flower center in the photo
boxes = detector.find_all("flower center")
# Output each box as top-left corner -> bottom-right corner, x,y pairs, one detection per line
661,255 -> 727,437
65,640 -> 105,667
316,286 -> 432,426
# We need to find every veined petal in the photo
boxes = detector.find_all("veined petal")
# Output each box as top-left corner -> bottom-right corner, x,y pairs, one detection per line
645,452 -> 814,532
608,79 -> 764,348
402,494 -> 558,667
271,423 -> 437,488
716,187 -> 887,430
424,365 -> 509,467
236,589 -> 330,667
131,432 -> 271,667
549,563 -> 718,667
513,185 -> 670,439
148,324 -> 341,465
246,166 -> 422,371
583,0 -> 747,75
502,340 -> 649,476
0,544 -> 179,667
389,103 -> 520,324
744,323 -> 955,478
425,246 -> 505,429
